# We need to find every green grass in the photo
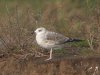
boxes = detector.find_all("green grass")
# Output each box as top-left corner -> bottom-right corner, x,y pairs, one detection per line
69,41 -> 89,47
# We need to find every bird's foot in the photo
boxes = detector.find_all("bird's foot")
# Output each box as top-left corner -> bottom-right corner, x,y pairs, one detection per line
45,57 -> 52,61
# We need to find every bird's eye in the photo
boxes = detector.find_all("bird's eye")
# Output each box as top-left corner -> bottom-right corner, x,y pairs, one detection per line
38,30 -> 42,32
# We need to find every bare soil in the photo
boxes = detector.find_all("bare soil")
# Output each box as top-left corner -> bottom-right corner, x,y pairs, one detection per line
0,54 -> 100,75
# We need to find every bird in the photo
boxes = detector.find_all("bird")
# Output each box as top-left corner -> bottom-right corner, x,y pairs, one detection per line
33,27 -> 82,60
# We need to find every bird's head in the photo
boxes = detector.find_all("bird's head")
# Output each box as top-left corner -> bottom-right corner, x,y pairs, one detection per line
34,27 -> 47,35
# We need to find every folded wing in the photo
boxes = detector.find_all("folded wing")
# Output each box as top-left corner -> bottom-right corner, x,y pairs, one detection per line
46,31 -> 82,45
46,31 -> 70,45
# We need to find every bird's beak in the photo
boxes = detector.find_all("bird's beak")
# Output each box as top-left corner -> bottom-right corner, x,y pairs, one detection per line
31,31 -> 35,35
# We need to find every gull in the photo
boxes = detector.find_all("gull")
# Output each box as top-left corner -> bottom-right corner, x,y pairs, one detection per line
33,27 -> 82,60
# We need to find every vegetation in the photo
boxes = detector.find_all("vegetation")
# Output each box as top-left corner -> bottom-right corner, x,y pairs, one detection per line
0,0 -> 100,57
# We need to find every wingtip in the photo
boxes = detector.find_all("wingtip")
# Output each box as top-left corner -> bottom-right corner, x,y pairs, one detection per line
66,38 -> 84,42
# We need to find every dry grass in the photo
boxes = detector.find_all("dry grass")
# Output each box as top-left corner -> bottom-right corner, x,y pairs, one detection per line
0,0 -> 100,59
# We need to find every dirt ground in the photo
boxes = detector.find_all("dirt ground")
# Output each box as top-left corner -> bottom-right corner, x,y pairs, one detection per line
0,54 -> 100,75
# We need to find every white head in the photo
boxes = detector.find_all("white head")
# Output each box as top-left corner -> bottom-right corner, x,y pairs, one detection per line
34,27 -> 47,35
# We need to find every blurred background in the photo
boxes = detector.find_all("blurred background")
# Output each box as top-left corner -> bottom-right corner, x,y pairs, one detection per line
0,0 -> 100,57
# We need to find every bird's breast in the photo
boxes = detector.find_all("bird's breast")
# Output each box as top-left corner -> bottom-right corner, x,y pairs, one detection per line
36,34 -> 46,45
36,35 -> 54,49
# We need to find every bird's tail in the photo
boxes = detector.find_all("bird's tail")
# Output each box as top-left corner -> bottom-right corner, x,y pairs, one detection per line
64,38 -> 83,43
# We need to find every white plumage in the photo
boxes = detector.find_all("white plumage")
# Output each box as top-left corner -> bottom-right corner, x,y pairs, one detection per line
34,27 -> 82,60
